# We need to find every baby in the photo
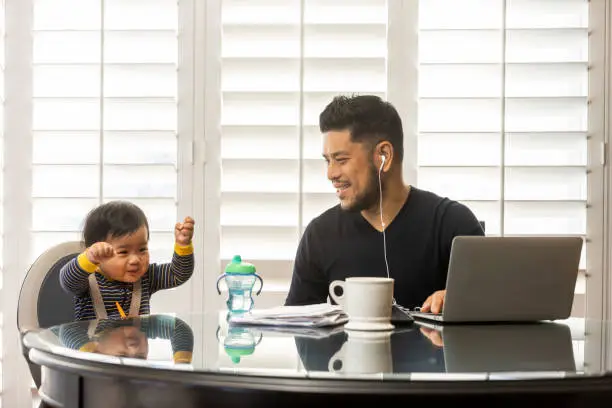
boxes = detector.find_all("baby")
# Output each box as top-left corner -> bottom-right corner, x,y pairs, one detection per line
60,200 -> 195,321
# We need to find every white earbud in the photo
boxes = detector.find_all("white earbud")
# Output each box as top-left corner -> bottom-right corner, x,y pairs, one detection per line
379,154 -> 386,171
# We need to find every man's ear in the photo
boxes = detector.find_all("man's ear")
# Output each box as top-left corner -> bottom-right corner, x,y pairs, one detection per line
375,141 -> 393,171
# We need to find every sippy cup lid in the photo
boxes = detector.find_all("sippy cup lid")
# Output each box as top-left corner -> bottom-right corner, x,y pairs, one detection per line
224,255 -> 256,274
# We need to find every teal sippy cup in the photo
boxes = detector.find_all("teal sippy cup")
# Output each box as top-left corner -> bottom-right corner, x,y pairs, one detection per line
216,255 -> 263,313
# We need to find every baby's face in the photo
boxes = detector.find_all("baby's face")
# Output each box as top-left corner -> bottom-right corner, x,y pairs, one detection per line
100,226 -> 150,283
96,326 -> 149,359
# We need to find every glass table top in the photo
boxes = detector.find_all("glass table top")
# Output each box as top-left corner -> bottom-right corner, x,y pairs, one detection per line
23,311 -> 605,382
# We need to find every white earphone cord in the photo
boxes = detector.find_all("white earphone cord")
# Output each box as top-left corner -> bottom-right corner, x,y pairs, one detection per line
378,161 -> 396,307
378,164 -> 390,282
379,159 -> 410,313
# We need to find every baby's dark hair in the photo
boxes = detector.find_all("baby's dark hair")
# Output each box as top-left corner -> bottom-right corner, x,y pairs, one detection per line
82,201 -> 149,247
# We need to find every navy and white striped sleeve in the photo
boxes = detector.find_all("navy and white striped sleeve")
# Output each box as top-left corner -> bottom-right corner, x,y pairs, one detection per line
148,243 -> 195,293
59,253 -> 98,296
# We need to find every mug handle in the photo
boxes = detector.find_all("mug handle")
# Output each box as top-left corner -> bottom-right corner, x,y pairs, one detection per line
328,342 -> 347,373
329,280 -> 346,306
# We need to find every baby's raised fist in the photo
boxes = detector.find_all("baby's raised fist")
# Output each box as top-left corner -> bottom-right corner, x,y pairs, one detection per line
86,242 -> 115,265
175,216 -> 195,246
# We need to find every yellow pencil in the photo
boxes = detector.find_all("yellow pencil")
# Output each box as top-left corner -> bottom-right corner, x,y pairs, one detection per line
116,301 -> 127,319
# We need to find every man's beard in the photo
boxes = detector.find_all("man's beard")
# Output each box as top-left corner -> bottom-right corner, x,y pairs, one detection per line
340,163 -> 381,213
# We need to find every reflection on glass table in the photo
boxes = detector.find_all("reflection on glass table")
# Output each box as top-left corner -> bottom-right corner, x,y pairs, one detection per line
55,314 -> 193,365
216,322 -> 263,364
411,321 -> 576,376
26,312 -> 593,382
25,311 -> 612,407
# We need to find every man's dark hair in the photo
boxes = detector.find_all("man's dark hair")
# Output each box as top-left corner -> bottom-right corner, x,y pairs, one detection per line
82,201 -> 150,247
319,94 -> 404,162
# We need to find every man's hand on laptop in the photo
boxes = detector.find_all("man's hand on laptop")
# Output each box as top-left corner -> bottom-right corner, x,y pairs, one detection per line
420,290 -> 446,314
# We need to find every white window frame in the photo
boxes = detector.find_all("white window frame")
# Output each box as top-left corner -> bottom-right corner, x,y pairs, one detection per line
2,0 -> 34,405
200,0 -> 222,314
388,0 -> 419,186
585,0 -> 612,373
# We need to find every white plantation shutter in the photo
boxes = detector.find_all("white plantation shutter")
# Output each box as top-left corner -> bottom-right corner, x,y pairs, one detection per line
220,0 -> 387,284
31,0 -> 179,265
0,0 -> 4,401
417,0 -> 588,274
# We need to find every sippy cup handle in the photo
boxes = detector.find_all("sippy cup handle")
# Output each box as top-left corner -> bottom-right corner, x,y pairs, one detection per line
215,326 -> 222,342
216,274 -> 226,294
254,273 -> 263,295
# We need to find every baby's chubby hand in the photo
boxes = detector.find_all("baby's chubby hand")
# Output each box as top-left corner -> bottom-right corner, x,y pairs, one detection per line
175,216 -> 195,246
86,242 -> 115,265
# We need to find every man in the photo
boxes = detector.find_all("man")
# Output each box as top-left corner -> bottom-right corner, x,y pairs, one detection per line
284,95 -> 484,313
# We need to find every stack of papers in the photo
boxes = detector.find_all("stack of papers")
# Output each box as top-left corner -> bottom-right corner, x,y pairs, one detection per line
254,324 -> 347,339
228,303 -> 348,328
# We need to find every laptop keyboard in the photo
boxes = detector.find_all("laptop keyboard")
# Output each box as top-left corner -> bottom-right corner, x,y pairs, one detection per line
409,310 -> 444,321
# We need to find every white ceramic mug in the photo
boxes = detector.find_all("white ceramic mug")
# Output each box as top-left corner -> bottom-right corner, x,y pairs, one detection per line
328,330 -> 393,374
329,277 -> 394,331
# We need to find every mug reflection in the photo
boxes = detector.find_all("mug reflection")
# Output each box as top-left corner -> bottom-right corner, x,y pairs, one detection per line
295,327 -> 445,375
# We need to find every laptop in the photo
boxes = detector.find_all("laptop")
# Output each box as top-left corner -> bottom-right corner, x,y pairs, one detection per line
409,236 -> 583,323
414,320 -> 576,373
